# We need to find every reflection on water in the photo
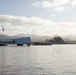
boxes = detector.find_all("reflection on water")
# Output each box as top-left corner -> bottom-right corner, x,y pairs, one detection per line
0,45 -> 76,75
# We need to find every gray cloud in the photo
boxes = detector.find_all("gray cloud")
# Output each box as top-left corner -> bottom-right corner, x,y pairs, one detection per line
0,14 -> 76,36
32,0 -> 71,13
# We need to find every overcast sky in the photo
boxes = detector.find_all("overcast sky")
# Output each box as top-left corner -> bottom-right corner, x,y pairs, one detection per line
0,0 -> 76,36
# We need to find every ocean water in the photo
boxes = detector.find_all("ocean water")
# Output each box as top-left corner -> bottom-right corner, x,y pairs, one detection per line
0,45 -> 76,75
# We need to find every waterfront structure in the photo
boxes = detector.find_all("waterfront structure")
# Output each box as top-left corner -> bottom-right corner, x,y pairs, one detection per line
0,37 -> 31,46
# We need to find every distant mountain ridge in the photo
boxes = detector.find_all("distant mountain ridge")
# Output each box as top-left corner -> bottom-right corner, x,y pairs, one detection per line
14,34 -> 52,42
0,34 -> 76,42
0,34 -> 12,39
0,34 -> 52,42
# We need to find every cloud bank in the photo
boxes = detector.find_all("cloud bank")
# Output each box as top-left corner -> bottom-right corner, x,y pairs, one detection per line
0,14 -> 76,36
32,0 -> 76,14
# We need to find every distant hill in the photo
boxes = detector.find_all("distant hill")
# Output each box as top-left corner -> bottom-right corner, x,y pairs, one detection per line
0,34 -> 12,39
14,33 -> 52,42
0,34 -> 52,42
0,34 -> 76,42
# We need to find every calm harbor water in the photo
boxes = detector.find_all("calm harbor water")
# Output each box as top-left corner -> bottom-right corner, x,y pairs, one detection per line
0,45 -> 76,75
